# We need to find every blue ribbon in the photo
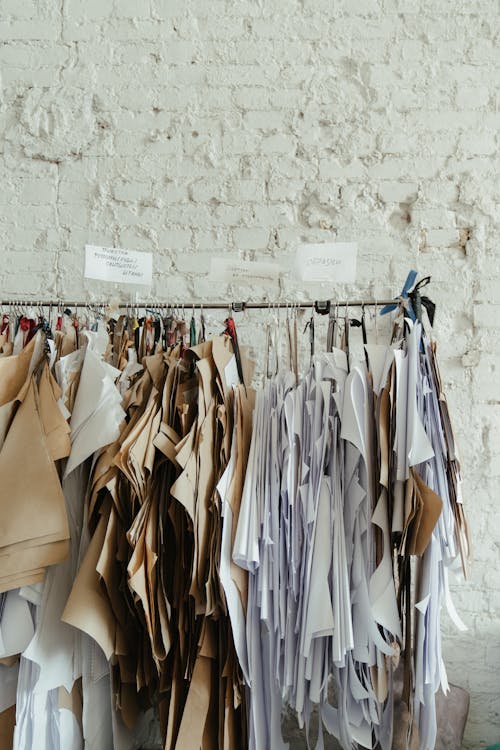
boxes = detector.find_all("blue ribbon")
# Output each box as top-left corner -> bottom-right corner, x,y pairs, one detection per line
380,269 -> 418,321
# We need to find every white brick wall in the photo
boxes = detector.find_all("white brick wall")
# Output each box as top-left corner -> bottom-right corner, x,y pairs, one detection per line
0,1 -> 499,747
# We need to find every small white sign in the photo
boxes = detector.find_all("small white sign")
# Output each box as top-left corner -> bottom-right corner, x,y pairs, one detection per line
84,245 -> 153,285
209,257 -> 281,286
295,242 -> 357,283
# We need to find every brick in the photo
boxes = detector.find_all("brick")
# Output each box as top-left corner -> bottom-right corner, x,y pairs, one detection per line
366,158 -> 414,179
0,20 -> 59,40
456,86 -> 491,109
459,130 -> 497,155
160,40 -> 197,63
243,110 -> 285,130
64,0 -> 114,20
319,158 -> 367,180
158,228 -> 192,247
113,182 -> 151,202
0,42 -> 69,66
1,66 -> 63,86
268,179 -> 306,202
474,304 -> 500,329
421,181 -> 459,203
406,109 -> 479,131
151,0 -> 182,17
422,228 -> 460,246
115,0 -> 151,17
19,179 -> 57,205
378,181 -> 419,203
476,279 -> 500,303
206,63 -> 280,87
58,179 -> 92,204
195,17 -> 245,39
259,133 -> 295,154
2,271 -> 46,295
174,252 -> 211,274
222,130 -> 261,155
232,227 -> 269,250
227,179 -> 265,202
411,207 -> 457,228
233,87 -> 271,110
189,179 -> 225,203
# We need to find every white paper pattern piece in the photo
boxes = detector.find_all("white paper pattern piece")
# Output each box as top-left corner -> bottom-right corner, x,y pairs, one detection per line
224,355 -> 240,389
84,245 -> 153,285
295,242 -> 357,283
209,257 -> 281,286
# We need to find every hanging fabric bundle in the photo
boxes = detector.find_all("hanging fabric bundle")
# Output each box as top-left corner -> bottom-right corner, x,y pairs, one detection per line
63,328 -> 255,749
0,281 -> 469,750
232,285 -> 469,750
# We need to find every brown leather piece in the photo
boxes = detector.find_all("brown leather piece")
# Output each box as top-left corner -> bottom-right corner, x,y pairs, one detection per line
0,705 -> 15,750
403,469 -> 443,557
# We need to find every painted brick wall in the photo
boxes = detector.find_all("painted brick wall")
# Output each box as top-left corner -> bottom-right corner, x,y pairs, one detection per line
0,1 -> 499,746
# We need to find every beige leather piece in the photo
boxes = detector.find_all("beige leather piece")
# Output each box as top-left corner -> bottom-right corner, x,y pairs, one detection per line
170,425 -> 197,522
226,386 -> 255,615
87,441 -> 120,523
174,654 -> 212,750
153,430 -> 177,463
0,334 -> 37,407
191,402 -> 216,614
54,327 -> 78,359
174,621 -> 217,750
97,507 -> 128,621
0,338 -> 14,357
58,678 -> 83,728
115,391 -> 158,500
0,538 -> 67,579
0,379 -> 69,548
0,376 -> 69,591
144,352 -> 167,391
37,363 -> 71,461
0,655 -> 18,667
62,506 -> 116,661
0,399 -> 16,450
0,568 -> 45,593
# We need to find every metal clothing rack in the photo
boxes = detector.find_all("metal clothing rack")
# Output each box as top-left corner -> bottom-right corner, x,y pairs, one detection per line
0,299 -> 399,312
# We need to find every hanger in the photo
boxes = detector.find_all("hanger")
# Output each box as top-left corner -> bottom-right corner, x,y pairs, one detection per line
326,303 -> 338,353
373,298 -> 379,344
303,307 -> 315,367
292,303 -> 299,383
342,302 -> 350,371
361,303 -> 370,369
198,303 -> 206,344
189,304 -> 196,347
223,310 -> 245,390
265,303 -> 279,380
285,303 -> 293,375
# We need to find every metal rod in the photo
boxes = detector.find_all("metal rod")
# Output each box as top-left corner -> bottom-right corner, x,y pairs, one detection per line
0,298 -> 399,310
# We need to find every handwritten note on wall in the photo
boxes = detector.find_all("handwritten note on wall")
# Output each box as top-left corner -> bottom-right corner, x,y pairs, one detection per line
295,243 -> 357,283
209,257 -> 281,287
84,245 -> 153,285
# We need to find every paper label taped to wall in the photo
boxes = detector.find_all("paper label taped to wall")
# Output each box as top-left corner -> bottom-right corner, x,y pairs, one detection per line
295,242 -> 357,283
84,245 -> 153,285
209,257 -> 281,287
